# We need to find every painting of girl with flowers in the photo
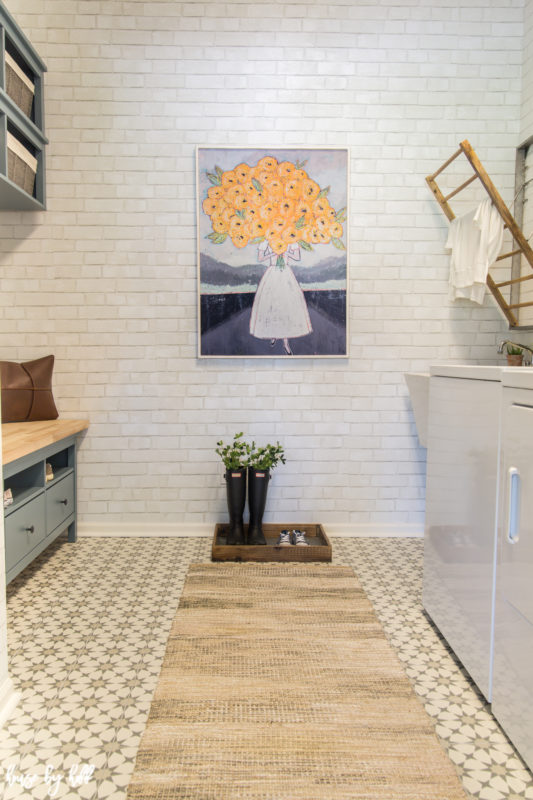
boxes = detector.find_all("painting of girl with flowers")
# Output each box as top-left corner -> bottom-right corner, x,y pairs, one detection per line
197,147 -> 348,357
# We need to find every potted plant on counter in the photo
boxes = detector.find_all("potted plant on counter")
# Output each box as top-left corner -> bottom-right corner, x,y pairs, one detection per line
507,344 -> 524,366
216,432 -> 251,545
247,441 -> 286,546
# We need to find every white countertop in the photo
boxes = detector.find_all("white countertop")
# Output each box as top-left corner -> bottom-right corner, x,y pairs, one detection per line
430,364 -> 503,380
429,364 -> 533,387
502,368 -> 533,389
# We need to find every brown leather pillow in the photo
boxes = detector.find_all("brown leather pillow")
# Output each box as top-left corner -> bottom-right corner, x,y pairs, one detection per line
0,355 -> 59,423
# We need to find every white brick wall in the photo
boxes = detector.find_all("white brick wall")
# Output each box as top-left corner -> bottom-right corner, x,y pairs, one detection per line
521,0 -> 533,143
0,0 -> 528,536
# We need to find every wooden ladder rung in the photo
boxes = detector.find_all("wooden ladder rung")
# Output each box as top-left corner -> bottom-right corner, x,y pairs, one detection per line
443,174 -> 478,202
427,147 -> 463,181
495,272 -> 533,289
509,300 -> 533,310
495,248 -> 523,262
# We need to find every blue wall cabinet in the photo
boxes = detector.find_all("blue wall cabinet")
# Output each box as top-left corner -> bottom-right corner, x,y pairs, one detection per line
0,2 -> 47,210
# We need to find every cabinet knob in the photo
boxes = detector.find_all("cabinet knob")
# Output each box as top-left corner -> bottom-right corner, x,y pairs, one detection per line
59,498 -> 68,506
25,525 -> 35,534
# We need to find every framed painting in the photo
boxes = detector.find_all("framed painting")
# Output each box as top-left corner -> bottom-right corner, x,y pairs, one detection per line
197,146 -> 349,358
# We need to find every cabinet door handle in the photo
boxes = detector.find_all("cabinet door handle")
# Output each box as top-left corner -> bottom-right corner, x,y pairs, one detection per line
508,467 -> 521,543
59,498 -> 68,506
25,525 -> 35,534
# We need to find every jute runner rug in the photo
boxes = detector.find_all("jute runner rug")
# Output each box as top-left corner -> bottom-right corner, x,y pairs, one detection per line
127,563 -> 468,800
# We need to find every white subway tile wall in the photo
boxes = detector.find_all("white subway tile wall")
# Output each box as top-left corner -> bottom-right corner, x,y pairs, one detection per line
0,0 -> 526,534
522,0 -> 533,144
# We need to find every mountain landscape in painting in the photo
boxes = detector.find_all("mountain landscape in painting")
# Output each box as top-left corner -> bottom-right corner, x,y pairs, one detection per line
200,253 -> 347,356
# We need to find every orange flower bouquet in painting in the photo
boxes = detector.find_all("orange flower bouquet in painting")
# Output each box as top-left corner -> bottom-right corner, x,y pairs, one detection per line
198,148 -> 348,357
202,155 -> 346,265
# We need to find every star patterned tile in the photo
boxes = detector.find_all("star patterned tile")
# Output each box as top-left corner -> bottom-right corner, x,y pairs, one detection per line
0,534 -> 530,798
333,538 -> 533,800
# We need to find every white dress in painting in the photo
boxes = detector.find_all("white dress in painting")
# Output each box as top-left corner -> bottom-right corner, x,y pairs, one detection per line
249,242 -> 312,339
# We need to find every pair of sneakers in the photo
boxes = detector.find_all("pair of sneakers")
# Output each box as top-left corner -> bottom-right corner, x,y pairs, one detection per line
277,529 -> 308,547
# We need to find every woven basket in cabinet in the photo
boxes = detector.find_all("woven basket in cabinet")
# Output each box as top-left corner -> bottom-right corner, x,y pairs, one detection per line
5,52 -> 35,118
7,131 -> 37,195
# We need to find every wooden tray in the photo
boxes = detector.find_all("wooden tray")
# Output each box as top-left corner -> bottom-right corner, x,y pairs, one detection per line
212,523 -> 332,563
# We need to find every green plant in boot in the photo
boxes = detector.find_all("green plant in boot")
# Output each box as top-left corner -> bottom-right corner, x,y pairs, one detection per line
216,432 -> 252,470
248,441 -> 286,471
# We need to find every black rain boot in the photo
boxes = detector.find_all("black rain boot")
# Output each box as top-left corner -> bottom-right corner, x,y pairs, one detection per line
225,470 -> 246,545
247,467 -> 270,545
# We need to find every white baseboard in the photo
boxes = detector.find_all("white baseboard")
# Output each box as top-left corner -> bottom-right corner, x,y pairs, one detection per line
325,523 -> 424,538
0,677 -> 20,729
78,521 -> 424,539
78,522 -> 214,537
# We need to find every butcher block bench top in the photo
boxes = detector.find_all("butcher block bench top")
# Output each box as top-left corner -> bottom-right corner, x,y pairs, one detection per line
2,420 -> 89,465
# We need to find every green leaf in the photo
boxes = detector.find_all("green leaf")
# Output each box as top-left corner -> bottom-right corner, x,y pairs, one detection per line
298,240 -> 313,251
249,236 -> 266,244
335,206 -> 347,222
296,159 -> 307,170
294,214 -> 306,229
214,165 -> 224,178
207,232 -> 228,244
252,178 -> 263,193
317,185 -> 330,199
206,171 -> 222,186
276,255 -> 286,268
331,237 -> 345,250
235,209 -> 246,219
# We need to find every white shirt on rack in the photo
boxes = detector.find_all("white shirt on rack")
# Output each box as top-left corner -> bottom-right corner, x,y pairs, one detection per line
445,197 -> 504,305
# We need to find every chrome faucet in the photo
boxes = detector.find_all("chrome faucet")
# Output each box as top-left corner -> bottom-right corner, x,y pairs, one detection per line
498,339 -> 533,365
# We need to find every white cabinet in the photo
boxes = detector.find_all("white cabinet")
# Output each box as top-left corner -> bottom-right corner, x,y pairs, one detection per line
492,389 -> 533,770
423,373 -> 501,701
424,366 -> 533,772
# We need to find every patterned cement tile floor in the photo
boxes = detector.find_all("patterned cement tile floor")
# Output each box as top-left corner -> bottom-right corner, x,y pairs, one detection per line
0,535 -> 531,799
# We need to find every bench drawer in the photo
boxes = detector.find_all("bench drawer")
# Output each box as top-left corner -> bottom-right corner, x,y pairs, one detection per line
46,473 -> 74,534
4,494 -> 46,573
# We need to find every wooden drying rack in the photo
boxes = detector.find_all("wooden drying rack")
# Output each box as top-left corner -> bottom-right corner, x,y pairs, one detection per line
426,139 -> 533,327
